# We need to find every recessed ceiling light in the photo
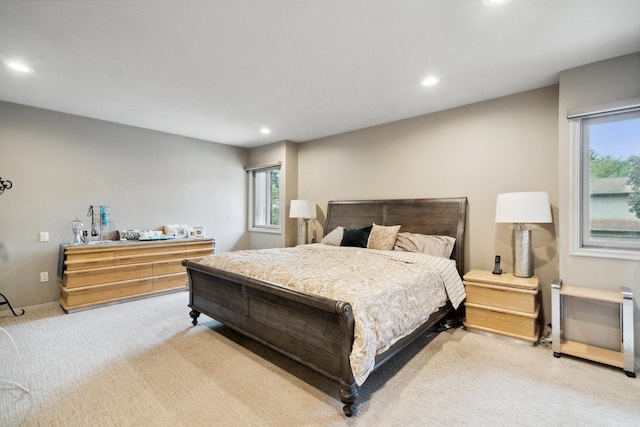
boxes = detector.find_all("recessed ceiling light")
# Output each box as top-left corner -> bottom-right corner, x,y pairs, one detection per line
3,60 -> 34,73
260,128 -> 271,135
482,0 -> 512,6
420,76 -> 440,87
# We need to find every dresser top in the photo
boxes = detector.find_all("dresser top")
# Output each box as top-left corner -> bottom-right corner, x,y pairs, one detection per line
62,237 -> 214,253
463,269 -> 539,290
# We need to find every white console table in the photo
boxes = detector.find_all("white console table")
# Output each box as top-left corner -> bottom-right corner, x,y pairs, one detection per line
551,280 -> 635,377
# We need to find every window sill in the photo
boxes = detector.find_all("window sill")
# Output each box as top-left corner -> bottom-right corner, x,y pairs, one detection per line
248,227 -> 282,234
571,247 -> 640,261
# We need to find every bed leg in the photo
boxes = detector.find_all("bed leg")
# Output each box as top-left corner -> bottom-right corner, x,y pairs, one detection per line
340,382 -> 358,417
190,310 -> 200,325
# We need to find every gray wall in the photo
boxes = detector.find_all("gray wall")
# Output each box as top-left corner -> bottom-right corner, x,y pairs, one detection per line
298,86 -> 560,324
0,101 -> 248,309
558,52 -> 640,355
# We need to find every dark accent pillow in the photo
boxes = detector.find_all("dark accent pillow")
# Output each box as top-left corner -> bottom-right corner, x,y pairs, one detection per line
340,225 -> 373,248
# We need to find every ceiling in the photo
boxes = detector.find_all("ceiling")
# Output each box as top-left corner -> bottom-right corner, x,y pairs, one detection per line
1,1 -> 639,148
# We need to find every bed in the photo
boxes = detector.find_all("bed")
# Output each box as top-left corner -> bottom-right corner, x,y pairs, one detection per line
183,197 -> 467,416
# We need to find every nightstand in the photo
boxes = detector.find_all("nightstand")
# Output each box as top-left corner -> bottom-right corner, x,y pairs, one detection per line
462,269 -> 540,345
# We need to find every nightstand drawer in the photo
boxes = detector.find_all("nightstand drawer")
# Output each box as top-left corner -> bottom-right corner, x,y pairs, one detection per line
464,281 -> 538,314
465,302 -> 540,341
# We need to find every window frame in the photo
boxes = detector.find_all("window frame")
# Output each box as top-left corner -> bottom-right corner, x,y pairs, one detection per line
569,98 -> 640,260
246,163 -> 282,234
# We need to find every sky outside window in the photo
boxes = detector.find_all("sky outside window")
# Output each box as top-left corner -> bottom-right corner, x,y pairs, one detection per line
590,117 -> 640,159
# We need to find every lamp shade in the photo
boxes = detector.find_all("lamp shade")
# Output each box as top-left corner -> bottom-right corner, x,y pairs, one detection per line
495,191 -> 552,224
289,199 -> 317,219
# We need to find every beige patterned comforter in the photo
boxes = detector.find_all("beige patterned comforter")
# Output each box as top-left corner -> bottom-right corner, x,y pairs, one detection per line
198,244 -> 465,385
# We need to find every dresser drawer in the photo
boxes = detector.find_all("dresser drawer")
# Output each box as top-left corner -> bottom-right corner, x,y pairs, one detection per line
465,302 -> 539,341
153,259 -> 186,275
464,281 -> 538,314
64,263 -> 154,288
153,272 -> 187,290
61,278 -> 154,306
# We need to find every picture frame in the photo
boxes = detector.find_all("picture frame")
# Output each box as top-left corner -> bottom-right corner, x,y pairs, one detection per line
192,226 -> 205,237
175,227 -> 187,238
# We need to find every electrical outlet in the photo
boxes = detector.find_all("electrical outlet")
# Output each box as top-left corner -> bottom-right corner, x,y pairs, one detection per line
40,272 -> 49,282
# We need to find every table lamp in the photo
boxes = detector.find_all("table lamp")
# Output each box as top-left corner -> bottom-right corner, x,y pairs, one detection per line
290,199 -> 317,245
495,191 -> 552,277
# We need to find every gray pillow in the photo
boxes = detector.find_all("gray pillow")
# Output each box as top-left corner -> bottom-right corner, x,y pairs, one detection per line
393,232 -> 455,258
321,226 -> 344,246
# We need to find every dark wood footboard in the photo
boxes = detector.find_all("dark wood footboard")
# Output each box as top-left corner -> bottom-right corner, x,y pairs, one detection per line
183,259 -> 454,416
183,259 -> 360,416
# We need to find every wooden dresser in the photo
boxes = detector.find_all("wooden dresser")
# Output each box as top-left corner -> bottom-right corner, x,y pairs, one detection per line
59,238 -> 214,312
462,269 -> 540,344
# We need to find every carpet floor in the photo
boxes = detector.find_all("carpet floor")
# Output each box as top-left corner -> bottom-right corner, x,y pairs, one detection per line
1,291 -> 639,426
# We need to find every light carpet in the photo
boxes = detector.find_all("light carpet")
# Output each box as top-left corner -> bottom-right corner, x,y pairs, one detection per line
1,291 -> 639,426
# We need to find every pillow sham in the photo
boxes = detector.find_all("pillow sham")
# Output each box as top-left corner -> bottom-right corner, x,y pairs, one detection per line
321,226 -> 345,246
340,225 -> 373,248
367,223 -> 401,250
393,232 -> 456,258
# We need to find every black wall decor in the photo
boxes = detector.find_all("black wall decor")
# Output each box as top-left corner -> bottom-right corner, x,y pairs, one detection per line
0,177 -> 12,195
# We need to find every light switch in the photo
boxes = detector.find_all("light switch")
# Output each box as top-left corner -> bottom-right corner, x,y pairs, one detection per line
40,232 -> 49,242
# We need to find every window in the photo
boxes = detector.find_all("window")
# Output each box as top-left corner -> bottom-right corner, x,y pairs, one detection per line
246,163 -> 281,232
569,99 -> 640,259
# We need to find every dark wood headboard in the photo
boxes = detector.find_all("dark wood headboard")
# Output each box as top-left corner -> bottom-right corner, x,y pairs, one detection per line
324,198 -> 467,276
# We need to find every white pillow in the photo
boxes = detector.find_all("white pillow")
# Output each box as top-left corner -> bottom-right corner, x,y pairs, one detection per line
321,226 -> 344,246
393,232 -> 456,258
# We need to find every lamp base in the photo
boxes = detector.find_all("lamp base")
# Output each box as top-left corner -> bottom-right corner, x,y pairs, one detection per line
513,228 -> 532,278
297,219 -> 308,246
